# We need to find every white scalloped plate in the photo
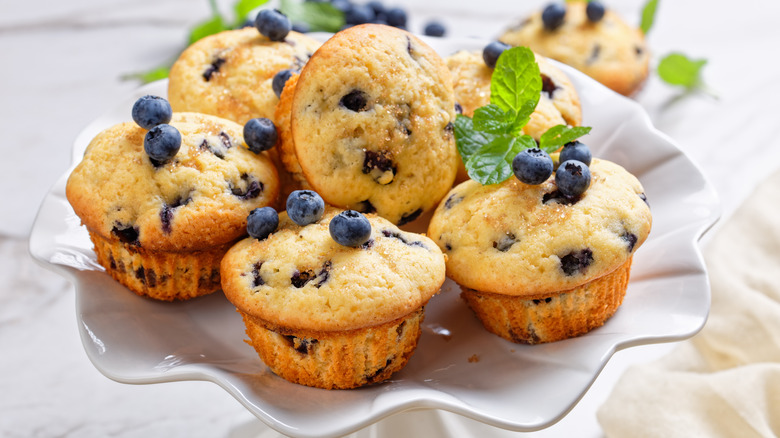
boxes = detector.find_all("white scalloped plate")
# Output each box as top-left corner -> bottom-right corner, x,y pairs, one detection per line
29,35 -> 719,437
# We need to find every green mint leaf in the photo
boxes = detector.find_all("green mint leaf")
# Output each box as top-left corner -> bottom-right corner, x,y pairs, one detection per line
279,0 -> 345,32
657,52 -> 707,89
465,134 -> 536,185
122,64 -> 172,84
472,104 -> 514,135
490,46 -> 541,123
234,0 -> 269,24
640,0 -> 659,34
454,114 -> 497,162
539,125 -> 592,153
189,15 -> 227,44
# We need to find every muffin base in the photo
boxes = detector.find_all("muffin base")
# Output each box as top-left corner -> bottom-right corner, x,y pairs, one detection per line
240,308 -> 424,389
90,231 -> 232,301
461,258 -> 632,344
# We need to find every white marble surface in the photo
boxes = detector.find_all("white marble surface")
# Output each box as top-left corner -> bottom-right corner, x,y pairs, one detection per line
3,0 -> 780,436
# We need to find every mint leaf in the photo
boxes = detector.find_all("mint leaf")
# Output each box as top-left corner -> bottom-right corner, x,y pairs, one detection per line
234,0 -> 269,24
279,0 -> 344,32
472,104 -> 514,135
490,46 -> 541,122
657,52 -> 707,89
640,0 -> 659,34
466,135 -> 536,185
539,125 -> 592,153
454,115 -> 496,162
189,15 -> 227,44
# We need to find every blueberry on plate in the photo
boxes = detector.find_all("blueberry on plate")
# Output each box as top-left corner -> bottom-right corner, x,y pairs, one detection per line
424,21 -> 446,37
132,95 -> 172,130
483,41 -> 511,69
384,7 -> 407,27
243,118 -> 277,154
144,124 -> 181,166
513,148 -> 554,185
542,3 -> 566,31
329,210 -> 372,247
247,206 -> 279,240
586,1 -> 606,23
255,9 -> 291,42
556,160 -> 591,198
287,190 -> 325,226
559,140 -> 592,166
272,69 -> 295,98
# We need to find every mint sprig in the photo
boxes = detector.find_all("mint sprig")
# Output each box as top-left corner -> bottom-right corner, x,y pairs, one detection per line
454,46 -> 590,185
279,0 -> 345,32
657,52 -> 708,90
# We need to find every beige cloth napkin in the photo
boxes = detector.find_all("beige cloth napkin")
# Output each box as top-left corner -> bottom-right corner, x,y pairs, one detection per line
597,169 -> 780,437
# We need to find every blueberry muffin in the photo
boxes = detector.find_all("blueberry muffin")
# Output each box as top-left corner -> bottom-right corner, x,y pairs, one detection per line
427,159 -> 651,343
167,27 -> 322,126
66,112 -> 280,300
500,1 -> 649,96
445,49 -> 582,182
220,207 -> 446,389
286,24 -> 458,225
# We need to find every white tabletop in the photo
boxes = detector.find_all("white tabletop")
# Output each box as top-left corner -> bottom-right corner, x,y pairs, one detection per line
3,0 -> 779,436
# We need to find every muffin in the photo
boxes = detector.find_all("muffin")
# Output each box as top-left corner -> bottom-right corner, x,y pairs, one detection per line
500,1 -> 649,96
167,27 -> 322,126
220,207 -> 446,389
66,112 -> 280,300
284,24 -> 458,225
445,49 -> 582,182
427,158 -> 651,343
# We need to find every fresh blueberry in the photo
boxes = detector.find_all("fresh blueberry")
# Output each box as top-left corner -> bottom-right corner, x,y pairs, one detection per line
330,0 -> 353,14
255,9 -> 291,42
542,3 -> 566,31
247,206 -> 279,240
243,118 -> 277,153
132,95 -> 172,130
559,140 -> 592,166
366,1 -> 385,16
385,7 -> 407,27
483,41 -> 511,69
424,21 -> 446,37
346,4 -> 375,24
512,148 -> 554,185
329,210 -> 372,247
555,160 -> 591,198
144,124 -> 181,166
586,1 -> 606,23
272,69 -> 295,98
286,190 -> 325,226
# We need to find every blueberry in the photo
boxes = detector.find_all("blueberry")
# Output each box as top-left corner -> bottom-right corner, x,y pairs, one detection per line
346,4 -> 375,24
132,95 -> 172,130
586,1 -> 606,23
286,190 -> 325,226
255,9 -> 291,42
330,0 -> 353,13
512,148 -> 554,185
483,41 -> 510,69
144,124 -> 181,166
329,210 -> 372,247
555,160 -> 591,198
541,3 -> 566,31
247,206 -> 279,240
272,69 -> 295,98
366,1 -> 385,16
424,21 -> 446,37
385,7 -> 407,27
243,118 -> 277,153
559,141 -> 592,167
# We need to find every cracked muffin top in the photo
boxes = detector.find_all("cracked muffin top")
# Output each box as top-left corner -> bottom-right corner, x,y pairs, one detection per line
66,112 -> 279,252
221,207 -> 446,331
427,158 -> 651,296
288,24 -> 458,225
167,27 -> 322,125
